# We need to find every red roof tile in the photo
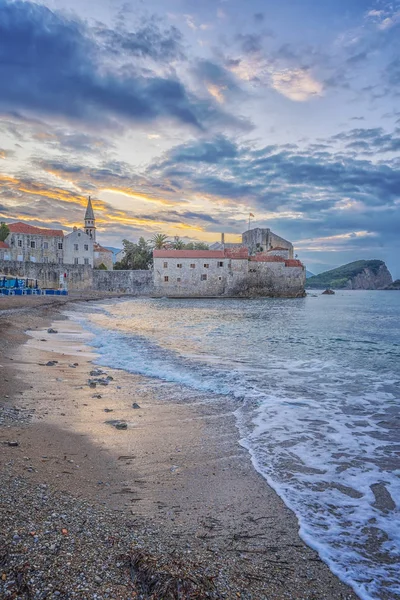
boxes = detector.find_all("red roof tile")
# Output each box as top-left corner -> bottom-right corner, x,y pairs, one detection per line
94,243 -> 112,253
154,248 -> 249,259
8,222 -> 64,237
0,241 -> 9,249
250,255 -> 286,262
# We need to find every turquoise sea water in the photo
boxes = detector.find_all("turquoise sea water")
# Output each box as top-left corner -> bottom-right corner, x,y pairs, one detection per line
69,291 -> 400,600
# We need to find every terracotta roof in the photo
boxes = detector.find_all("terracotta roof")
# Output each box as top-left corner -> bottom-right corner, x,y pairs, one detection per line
250,255 -> 286,263
8,222 -> 64,237
154,248 -> 249,259
0,241 -> 9,248
250,255 -> 303,267
94,243 -> 112,253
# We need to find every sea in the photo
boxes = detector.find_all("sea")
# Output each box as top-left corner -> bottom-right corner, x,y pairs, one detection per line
67,291 -> 400,600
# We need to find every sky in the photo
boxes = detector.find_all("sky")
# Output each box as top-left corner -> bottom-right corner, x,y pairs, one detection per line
0,0 -> 399,276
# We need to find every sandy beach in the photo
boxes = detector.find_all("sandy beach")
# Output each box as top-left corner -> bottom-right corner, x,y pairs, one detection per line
0,296 -> 358,599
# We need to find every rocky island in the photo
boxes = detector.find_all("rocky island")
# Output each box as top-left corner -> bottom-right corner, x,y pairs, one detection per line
306,260 -> 393,290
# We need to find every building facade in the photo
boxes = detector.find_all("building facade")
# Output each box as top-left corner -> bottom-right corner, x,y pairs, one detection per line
63,227 -> 94,267
242,228 -> 294,258
94,243 -> 113,270
4,222 -> 64,263
153,248 -> 305,298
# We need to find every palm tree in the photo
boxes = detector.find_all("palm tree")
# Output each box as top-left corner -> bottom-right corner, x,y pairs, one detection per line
173,236 -> 186,250
151,233 -> 169,249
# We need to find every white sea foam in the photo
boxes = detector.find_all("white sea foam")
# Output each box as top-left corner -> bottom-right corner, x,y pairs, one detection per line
66,296 -> 400,600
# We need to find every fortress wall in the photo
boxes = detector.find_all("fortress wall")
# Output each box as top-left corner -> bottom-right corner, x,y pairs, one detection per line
227,261 -> 305,298
0,260 -> 93,291
92,269 -> 153,295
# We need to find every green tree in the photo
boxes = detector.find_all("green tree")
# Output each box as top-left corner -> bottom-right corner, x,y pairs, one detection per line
186,241 -> 209,250
0,222 -> 10,242
96,262 -> 108,270
151,233 -> 169,249
116,238 -> 153,270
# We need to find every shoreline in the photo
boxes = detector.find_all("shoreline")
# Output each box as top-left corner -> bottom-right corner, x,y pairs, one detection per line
0,296 -> 358,599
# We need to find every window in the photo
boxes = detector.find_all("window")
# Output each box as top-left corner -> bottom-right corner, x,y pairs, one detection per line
17,240 -> 22,247
177,277 -> 181,282
78,232 -> 81,237
177,264 -> 182,268
218,261 -> 224,267
74,244 -> 79,251
58,258 -> 63,264
249,268 -> 257,273
43,242 -> 48,249
84,244 -> 89,251
58,243 -> 63,250
74,257 -> 79,265
164,276 -> 169,282
201,274 -> 207,281
30,241 -> 36,249
84,258 -> 89,265
218,276 -> 222,281
190,264 -> 195,269
163,262 -> 168,268
203,263 -> 209,268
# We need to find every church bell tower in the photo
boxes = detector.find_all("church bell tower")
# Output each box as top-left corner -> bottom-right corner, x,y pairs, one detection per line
84,196 -> 96,241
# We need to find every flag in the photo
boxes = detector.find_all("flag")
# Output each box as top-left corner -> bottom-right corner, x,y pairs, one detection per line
249,213 -> 254,218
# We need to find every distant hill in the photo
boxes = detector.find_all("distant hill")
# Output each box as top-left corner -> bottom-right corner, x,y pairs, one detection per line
306,270 -> 315,278
384,279 -> 400,290
305,260 -> 393,290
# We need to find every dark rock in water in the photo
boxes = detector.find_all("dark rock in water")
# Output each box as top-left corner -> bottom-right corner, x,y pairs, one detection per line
132,403 -> 141,409
106,375 -> 114,381
98,379 -> 109,386
8,441 -> 19,447
92,394 -> 102,399
46,361 -> 57,367
322,289 -> 335,295
89,381 -> 97,388
47,328 -> 58,334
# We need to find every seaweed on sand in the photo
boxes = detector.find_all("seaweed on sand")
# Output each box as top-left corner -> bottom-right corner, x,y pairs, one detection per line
122,549 -> 218,599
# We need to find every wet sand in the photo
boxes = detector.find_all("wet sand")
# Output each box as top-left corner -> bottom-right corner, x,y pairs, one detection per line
0,298 -> 359,599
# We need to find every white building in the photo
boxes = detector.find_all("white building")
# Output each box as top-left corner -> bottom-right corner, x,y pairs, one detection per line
63,227 -> 94,266
4,222 -> 64,263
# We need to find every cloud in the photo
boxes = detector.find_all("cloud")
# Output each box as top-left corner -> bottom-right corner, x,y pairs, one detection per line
332,127 -> 400,154
0,0 -> 247,132
271,68 -> 324,101
144,132 -> 400,249
93,16 -> 185,62
192,59 -> 243,104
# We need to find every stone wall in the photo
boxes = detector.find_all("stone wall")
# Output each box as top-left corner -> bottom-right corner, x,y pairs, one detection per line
229,261 -> 305,297
154,256 -> 305,298
92,270 -> 153,294
241,228 -> 294,258
0,260 -> 93,291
